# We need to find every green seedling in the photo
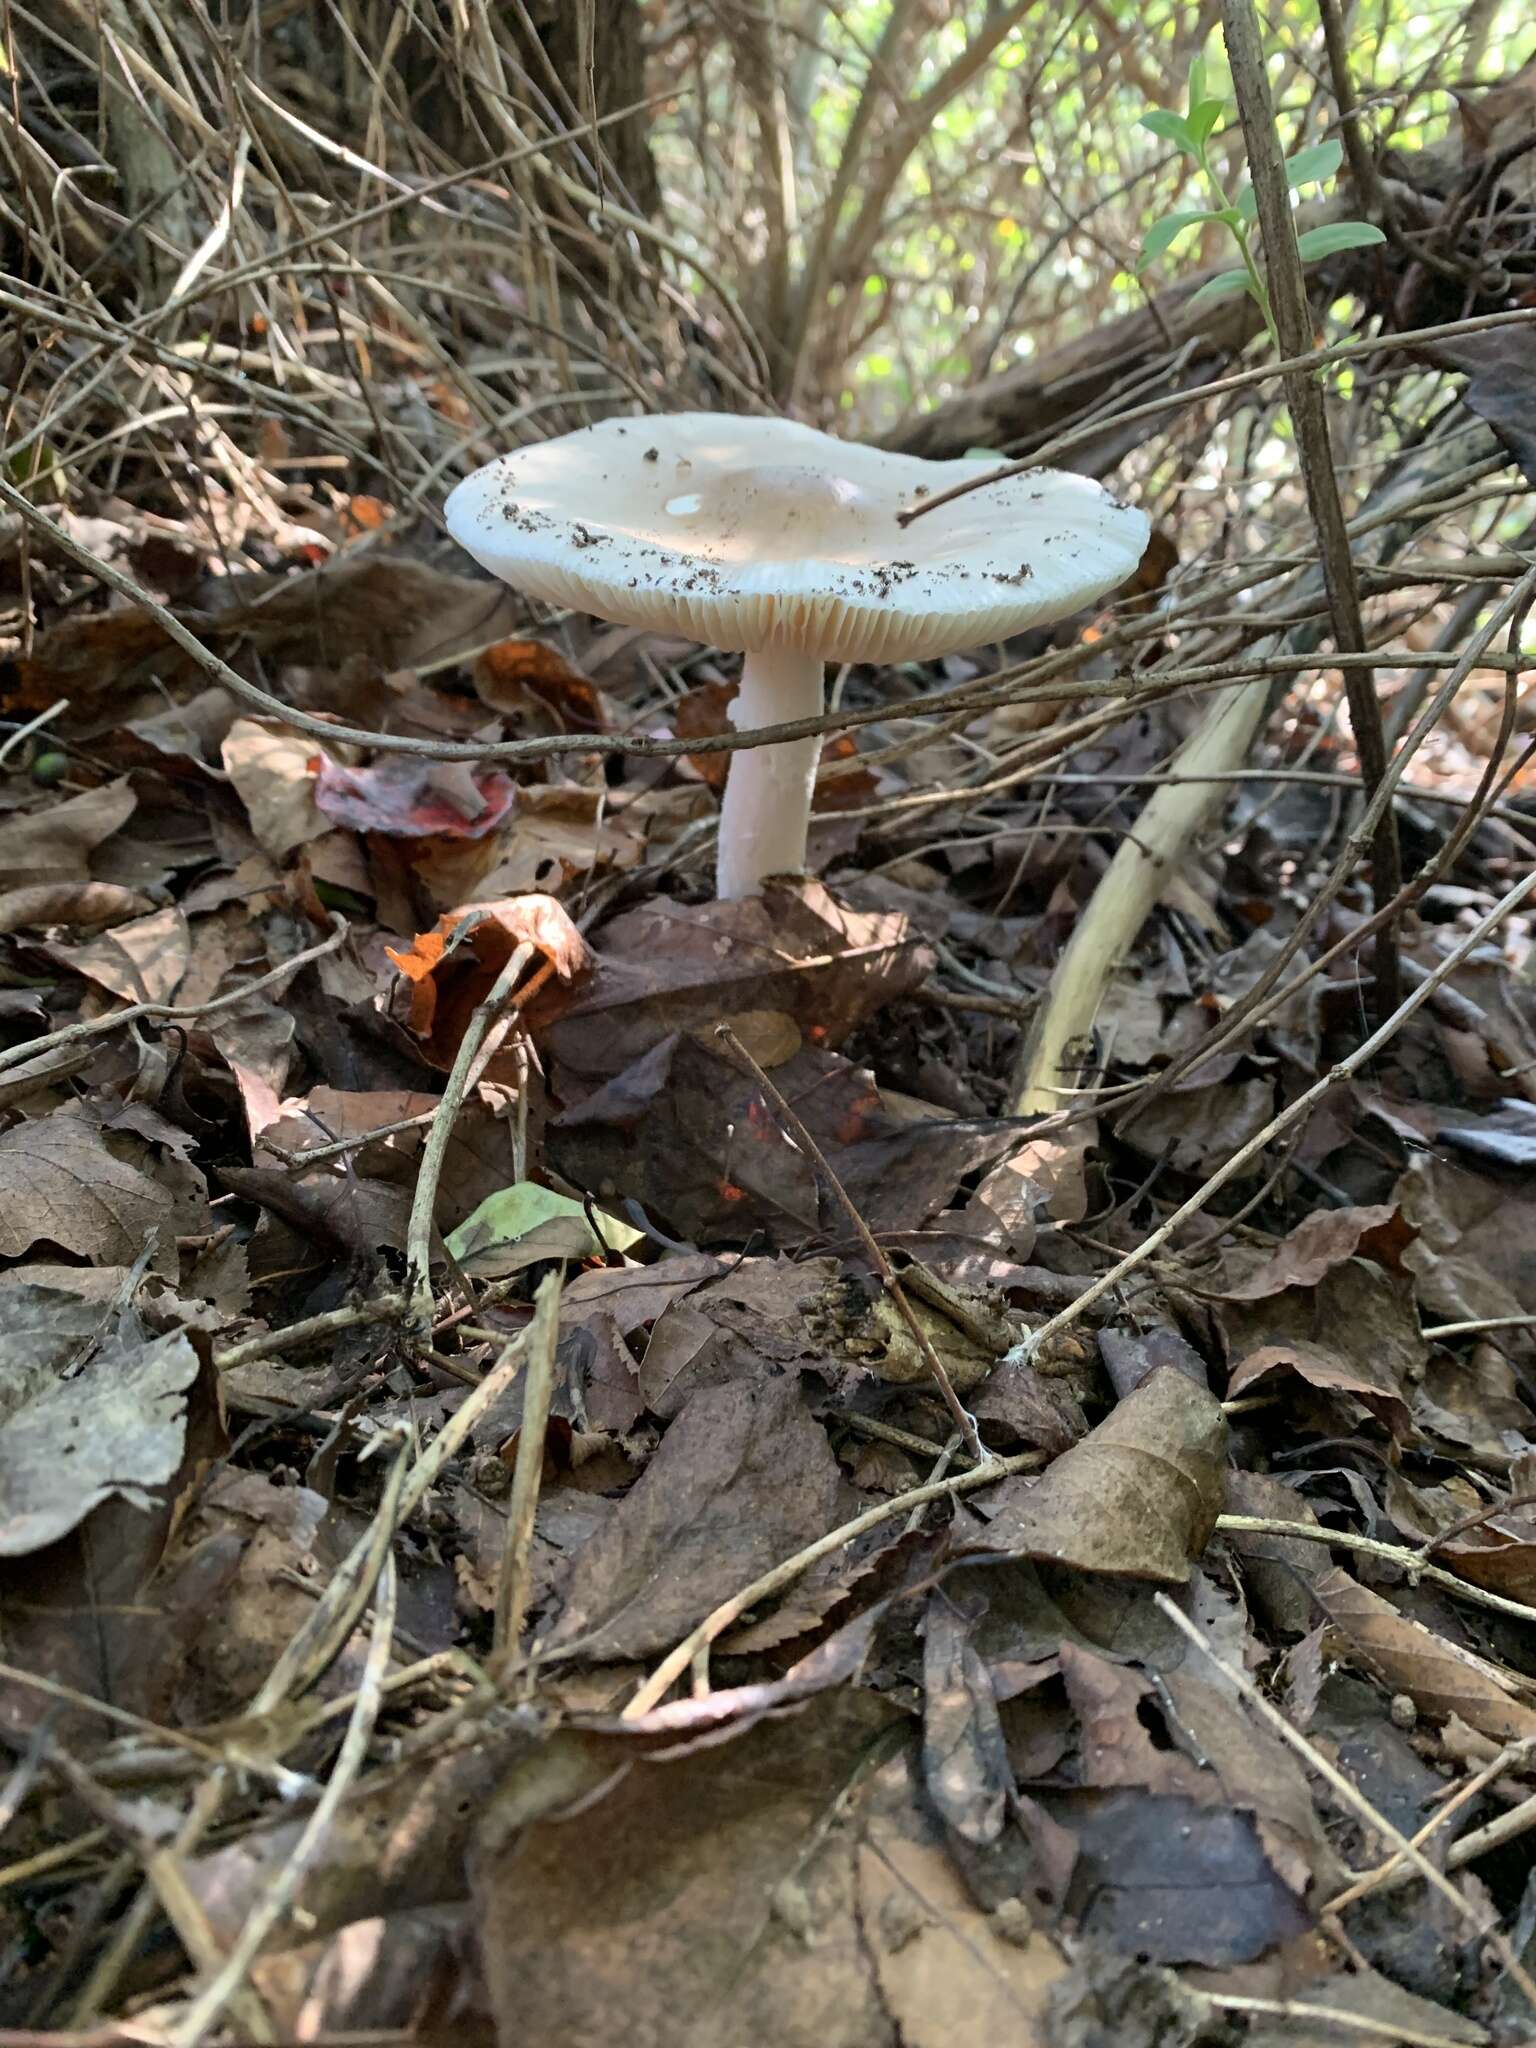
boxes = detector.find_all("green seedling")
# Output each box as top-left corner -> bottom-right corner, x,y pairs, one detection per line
1136,54 -> 1384,350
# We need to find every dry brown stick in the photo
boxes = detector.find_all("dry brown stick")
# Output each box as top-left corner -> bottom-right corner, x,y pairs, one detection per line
1223,0 -> 1401,1010
1417,1492 -> 1536,1558
1190,1992 -> 1492,2048
714,1021 -> 984,1462
489,1266 -> 564,1683
1155,1594 -> 1536,2010
403,941 -> 540,1335
168,1556 -> 398,2048
0,915 -> 348,1076
898,304 -> 1536,526
260,1110 -> 437,1173
212,1294 -> 404,1373
1213,1515 -> 1536,1626
1323,1735 -> 1536,1915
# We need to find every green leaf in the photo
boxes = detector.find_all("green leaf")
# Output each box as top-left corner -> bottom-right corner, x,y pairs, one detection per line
1186,267 -> 1255,309
1140,108 -> 1195,153
1187,54 -> 1207,113
1136,208 -> 1219,270
1187,96 -> 1226,146
1285,138 -> 1344,189
1295,220 -> 1386,261
445,1182 -> 645,1278
1235,183 -> 1258,221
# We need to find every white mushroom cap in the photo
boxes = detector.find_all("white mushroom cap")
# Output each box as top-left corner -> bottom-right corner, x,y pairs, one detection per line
445,413 -> 1149,662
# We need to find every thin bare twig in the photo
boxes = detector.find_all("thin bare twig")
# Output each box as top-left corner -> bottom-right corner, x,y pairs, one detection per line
1008,854 -> 1536,1361
0,917 -> 348,1076
490,1266 -> 565,1683
1223,0 -> 1401,1008
213,1294 -> 404,1373
1155,1593 -> 1536,2010
404,944 -> 547,1335
623,1447 -> 1044,1718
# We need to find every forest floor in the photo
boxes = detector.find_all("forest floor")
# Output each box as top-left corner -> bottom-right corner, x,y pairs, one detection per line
2,457 -> 1536,2048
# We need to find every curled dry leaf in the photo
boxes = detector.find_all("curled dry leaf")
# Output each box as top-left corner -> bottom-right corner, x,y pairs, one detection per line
387,893 -> 592,1068
1313,1564 -> 1536,1743
965,1366 -> 1226,1585
221,718 -> 333,859
1217,1202 -> 1415,1299
1219,1255 -> 1422,1440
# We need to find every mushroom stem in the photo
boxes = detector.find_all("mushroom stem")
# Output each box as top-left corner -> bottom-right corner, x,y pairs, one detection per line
716,647 -> 825,899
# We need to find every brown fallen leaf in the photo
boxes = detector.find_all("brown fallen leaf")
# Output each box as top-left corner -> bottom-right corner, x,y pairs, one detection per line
855,1751 -> 1065,2047
544,1372 -> 843,1661
1217,1202 -> 1415,1299
1118,1073 -> 1276,1179
418,783 -> 646,910
922,1587 -> 1012,1846
1312,1564 -> 1536,1742
543,879 -> 934,1086
473,1693 -> 1037,2048
473,636 -> 610,732
0,1286 -> 224,1735
0,1318 -> 200,1555
44,903 -> 190,1006
964,1366 -> 1226,1585
219,1163 -> 412,1255
549,1034 -> 1014,1247
636,1255 -> 839,1416
0,881 -> 153,936
388,893 -> 592,1069
0,777 -> 136,892
1039,1782 -> 1311,1966
220,718 -> 332,859
1213,1206 -> 1425,1441
1044,1644 -> 1330,1923
0,1110 -> 178,1267
1397,1150 -> 1536,1335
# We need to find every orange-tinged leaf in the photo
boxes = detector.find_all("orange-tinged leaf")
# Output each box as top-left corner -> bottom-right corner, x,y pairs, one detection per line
386,894 -> 591,1069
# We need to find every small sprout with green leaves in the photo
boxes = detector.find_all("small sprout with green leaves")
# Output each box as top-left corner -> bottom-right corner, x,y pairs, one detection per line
1135,56 -> 1384,348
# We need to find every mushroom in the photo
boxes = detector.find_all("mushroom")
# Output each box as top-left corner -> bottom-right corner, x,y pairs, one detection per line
445,414 -> 1149,901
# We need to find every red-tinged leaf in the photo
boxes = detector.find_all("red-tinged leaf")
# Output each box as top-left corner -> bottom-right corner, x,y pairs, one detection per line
313,753 -> 516,839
